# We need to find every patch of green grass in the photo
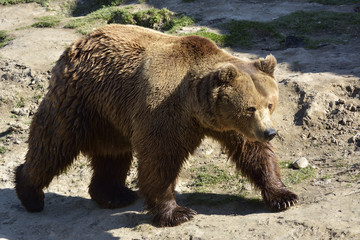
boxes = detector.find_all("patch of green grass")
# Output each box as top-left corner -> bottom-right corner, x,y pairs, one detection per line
280,160 -> 316,184
283,166 -> 316,185
335,163 -> 350,168
322,174 -> 332,179
351,173 -> 360,181
111,8 -> 195,32
0,31 -> 13,48
65,6 -> 123,34
308,0 -> 359,5
0,96 -> 7,104
95,0 -> 123,6
70,0 -> 125,17
188,164 -> 237,193
164,13 -> 195,33
0,0 -> 48,6
279,160 -> 293,169
225,20 -> 281,48
15,97 -> 25,108
32,15 -> 61,28
274,11 -> 360,35
224,10 -> 360,49
33,94 -> 43,103
0,146 -> 6,154
66,7 -> 195,35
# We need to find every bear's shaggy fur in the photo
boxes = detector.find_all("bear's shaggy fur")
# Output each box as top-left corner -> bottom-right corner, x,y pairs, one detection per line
15,25 -> 298,227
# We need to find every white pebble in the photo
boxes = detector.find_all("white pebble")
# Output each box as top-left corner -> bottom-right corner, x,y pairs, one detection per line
293,157 -> 309,169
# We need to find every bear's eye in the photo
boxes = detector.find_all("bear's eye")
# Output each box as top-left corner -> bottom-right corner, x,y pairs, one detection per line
268,104 -> 273,110
247,107 -> 256,113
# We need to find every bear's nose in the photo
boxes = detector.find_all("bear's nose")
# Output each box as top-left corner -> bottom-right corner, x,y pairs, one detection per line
264,128 -> 277,141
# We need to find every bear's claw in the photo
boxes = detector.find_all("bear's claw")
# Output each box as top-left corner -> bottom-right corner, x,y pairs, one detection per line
276,199 -> 298,210
262,189 -> 299,211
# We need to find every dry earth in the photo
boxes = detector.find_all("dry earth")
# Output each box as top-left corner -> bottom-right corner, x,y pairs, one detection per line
0,0 -> 360,239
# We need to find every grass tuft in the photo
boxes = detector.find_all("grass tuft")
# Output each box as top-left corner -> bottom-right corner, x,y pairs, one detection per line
0,31 -> 13,48
225,20 -> 281,48
0,0 -> 48,6
94,0 -> 123,6
32,15 -> 61,28
286,166 -> 316,184
0,146 -> 6,154
223,10 -> 360,49
15,97 -> 25,108
188,164 -> 238,193
280,160 -> 317,184
66,7 -> 195,35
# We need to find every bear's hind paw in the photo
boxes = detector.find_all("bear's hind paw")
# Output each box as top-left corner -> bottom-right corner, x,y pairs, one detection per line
89,185 -> 138,209
15,164 -> 45,212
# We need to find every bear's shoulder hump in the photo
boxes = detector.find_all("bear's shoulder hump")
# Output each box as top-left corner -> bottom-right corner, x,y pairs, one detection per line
180,35 -> 220,55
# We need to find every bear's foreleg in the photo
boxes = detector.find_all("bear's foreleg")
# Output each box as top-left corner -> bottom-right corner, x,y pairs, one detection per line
88,152 -> 138,208
208,131 -> 298,211
137,148 -> 197,227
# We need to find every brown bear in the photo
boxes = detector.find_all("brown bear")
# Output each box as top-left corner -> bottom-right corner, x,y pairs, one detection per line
15,24 -> 298,227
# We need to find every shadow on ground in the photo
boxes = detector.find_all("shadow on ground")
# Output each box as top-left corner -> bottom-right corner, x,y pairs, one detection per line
0,187 -> 268,239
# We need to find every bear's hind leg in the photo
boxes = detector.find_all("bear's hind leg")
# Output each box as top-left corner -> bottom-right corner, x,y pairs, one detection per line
15,163 -> 45,212
88,152 -> 138,208
15,143 -> 79,212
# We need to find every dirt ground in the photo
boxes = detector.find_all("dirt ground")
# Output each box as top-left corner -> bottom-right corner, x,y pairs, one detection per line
0,0 -> 360,239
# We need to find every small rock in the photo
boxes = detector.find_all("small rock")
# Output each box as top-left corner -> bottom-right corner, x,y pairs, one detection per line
205,149 -> 214,155
8,123 -> 29,133
292,157 -> 309,169
336,99 -> 345,105
348,133 -> 360,146
324,179 -> 332,184
339,118 -> 347,126
11,108 -> 29,116
330,136 -> 338,144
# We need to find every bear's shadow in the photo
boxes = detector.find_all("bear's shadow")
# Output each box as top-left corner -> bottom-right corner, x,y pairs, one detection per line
2,188 -> 268,234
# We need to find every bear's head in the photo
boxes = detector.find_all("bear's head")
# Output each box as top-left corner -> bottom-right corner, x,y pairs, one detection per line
199,55 -> 279,142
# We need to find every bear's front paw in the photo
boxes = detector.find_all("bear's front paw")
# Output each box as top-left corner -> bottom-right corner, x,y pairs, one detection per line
262,188 -> 298,211
153,206 -> 197,227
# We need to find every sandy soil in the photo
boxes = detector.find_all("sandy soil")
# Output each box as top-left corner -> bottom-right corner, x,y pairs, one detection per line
0,1 -> 359,239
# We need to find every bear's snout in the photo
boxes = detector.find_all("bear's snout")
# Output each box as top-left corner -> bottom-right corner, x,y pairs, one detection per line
264,128 -> 277,141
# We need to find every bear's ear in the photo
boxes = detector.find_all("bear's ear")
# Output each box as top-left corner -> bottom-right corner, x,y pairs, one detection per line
217,63 -> 238,83
254,54 -> 277,76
